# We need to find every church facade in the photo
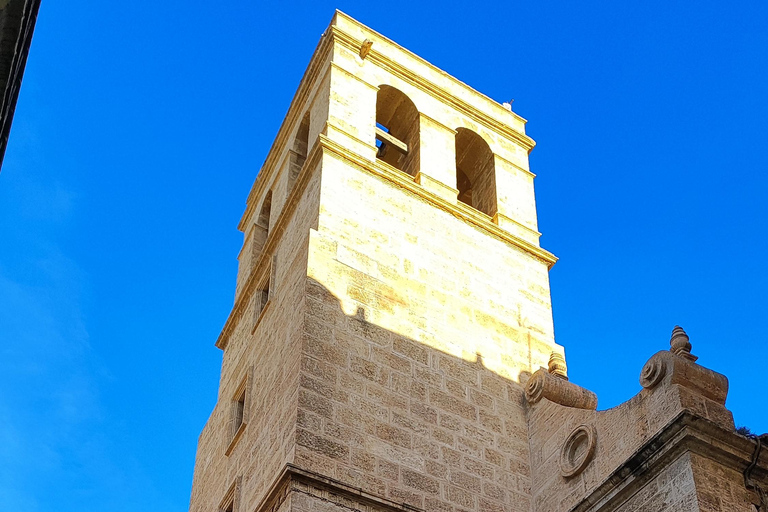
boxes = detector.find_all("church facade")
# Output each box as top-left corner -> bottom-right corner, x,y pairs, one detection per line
189,12 -> 767,512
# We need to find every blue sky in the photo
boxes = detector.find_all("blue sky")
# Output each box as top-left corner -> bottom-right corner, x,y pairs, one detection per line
0,1 -> 766,510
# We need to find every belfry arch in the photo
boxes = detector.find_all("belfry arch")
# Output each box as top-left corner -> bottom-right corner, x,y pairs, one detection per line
455,127 -> 497,217
375,85 -> 420,176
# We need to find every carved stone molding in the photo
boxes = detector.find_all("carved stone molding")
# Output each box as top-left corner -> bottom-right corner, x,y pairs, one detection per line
255,464 -> 424,512
570,413 -> 767,512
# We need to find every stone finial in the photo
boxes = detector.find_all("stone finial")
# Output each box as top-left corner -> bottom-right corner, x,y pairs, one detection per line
548,351 -> 568,380
670,325 -> 698,362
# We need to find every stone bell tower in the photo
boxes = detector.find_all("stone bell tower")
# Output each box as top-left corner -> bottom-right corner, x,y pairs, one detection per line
190,10 -> 767,512
189,10 -> 561,512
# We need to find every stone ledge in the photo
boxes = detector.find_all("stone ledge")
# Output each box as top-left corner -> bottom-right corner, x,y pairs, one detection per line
415,171 -> 458,203
320,134 -> 558,269
255,464 -> 424,512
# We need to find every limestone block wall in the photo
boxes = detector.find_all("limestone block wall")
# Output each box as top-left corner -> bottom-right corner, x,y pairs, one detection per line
601,450 -> 759,512
527,385 -> 731,512
192,39 -> 333,512
296,276 -> 535,512
192,10 -> 564,512
191,12 -> 768,512
311,153 -> 558,379
190,176 -> 318,511
690,453 -> 755,511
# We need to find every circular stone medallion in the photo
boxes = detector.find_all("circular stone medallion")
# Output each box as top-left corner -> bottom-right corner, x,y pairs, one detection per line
560,424 -> 597,478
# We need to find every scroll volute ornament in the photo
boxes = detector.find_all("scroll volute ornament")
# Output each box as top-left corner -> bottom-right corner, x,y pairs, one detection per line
639,354 -> 666,389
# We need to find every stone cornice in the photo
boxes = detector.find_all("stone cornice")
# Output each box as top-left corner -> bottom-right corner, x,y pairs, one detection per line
255,463 -> 423,512
571,412 -> 768,512
329,18 -> 536,154
238,32 -> 334,233
495,152 -> 536,179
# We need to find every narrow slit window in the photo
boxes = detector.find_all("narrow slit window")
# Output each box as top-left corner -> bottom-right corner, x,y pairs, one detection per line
232,387 -> 245,436
253,274 -> 270,328
226,373 -> 249,456
252,256 -> 275,331
251,190 -> 272,260
289,112 -> 310,190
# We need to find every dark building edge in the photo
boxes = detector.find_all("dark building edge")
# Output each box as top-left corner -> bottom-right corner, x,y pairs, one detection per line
0,0 -> 41,172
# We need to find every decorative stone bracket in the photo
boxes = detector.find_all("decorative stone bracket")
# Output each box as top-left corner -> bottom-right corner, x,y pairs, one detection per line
525,369 -> 598,410
639,326 -> 728,405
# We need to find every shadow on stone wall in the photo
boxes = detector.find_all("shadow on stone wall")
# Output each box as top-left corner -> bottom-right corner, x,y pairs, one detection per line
292,277 -> 536,511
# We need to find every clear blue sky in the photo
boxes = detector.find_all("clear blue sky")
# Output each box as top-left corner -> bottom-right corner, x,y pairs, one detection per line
1,1 -> 766,510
